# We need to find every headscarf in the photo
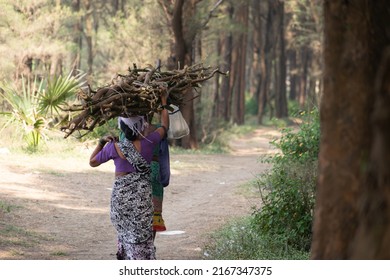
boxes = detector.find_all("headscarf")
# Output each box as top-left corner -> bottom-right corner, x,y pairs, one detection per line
118,116 -> 149,141
118,116 -> 147,134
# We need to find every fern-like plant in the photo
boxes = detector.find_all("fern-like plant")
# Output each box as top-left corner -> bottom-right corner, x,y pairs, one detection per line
0,71 -> 85,152
0,76 -> 46,152
38,71 -> 86,117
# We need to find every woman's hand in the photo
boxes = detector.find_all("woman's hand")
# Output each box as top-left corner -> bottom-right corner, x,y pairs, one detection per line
100,135 -> 117,145
157,92 -> 170,138
90,135 -> 117,167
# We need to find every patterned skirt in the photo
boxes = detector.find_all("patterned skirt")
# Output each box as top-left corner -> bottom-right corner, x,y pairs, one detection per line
110,172 -> 155,260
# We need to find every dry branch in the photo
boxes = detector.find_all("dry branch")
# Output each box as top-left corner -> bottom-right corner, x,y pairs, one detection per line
61,63 -> 227,138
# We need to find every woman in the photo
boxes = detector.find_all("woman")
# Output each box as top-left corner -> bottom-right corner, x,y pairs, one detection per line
117,119 -> 171,245
89,96 -> 169,260
149,124 -> 170,238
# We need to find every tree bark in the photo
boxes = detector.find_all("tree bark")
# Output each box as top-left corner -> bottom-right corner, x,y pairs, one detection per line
112,0 -> 126,15
257,0 -> 277,124
298,46 -> 310,109
219,4 -> 233,121
351,48 -> 390,259
212,38 -> 222,119
175,0 -> 197,149
274,1 -> 288,119
250,0 -> 262,116
311,0 -> 390,259
232,2 -> 248,125
288,49 -> 298,101
158,0 -> 199,149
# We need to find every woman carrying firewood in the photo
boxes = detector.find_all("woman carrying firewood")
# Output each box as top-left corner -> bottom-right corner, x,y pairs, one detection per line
118,120 -> 171,244
89,93 -> 169,260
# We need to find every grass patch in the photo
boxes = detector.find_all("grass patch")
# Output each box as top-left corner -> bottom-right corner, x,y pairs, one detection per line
0,201 -> 18,213
40,170 -> 66,177
204,217 -> 309,260
0,222 -> 51,248
51,251 -> 69,256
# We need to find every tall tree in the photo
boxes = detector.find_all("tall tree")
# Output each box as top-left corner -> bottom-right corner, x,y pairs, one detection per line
158,0 -> 198,148
257,0 -> 279,124
249,0 -> 262,116
111,0 -> 126,15
157,0 -> 223,148
231,0 -> 248,125
274,0 -> 288,119
216,1 -> 233,121
311,0 -> 390,259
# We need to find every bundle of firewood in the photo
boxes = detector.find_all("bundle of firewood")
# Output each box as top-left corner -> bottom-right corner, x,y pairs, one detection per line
60,63 -> 227,138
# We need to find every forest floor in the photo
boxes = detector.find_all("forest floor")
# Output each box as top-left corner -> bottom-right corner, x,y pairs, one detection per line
0,126 -> 281,260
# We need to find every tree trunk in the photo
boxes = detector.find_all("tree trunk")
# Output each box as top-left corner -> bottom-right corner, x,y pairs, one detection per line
257,0 -> 277,124
112,0 -> 126,15
228,35 -> 238,122
158,0 -> 225,148
274,1 -> 288,119
232,2 -> 248,125
288,49 -> 298,101
311,0 -> 390,259
158,0 -> 194,148
212,38 -> 222,119
250,0 -> 262,116
177,0 -> 197,149
219,4 -> 233,121
351,49 -> 390,259
298,46 -> 310,109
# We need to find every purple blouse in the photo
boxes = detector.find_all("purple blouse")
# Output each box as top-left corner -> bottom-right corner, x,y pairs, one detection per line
95,131 -> 162,173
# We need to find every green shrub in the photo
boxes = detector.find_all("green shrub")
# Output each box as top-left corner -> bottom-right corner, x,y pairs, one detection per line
245,92 -> 258,116
0,72 -> 85,152
287,100 -> 301,117
272,110 -> 320,164
253,108 -> 319,251
204,110 -> 319,259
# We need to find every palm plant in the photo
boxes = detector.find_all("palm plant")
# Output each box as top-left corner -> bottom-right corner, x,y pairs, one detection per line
0,71 -> 86,152
38,71 -> 86,117
0,76 -> 46,152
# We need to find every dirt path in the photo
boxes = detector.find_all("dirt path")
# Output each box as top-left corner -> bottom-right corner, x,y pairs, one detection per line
0,126 -> 280,260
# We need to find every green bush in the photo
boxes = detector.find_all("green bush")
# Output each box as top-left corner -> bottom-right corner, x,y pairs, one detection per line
204,109 -> 319,259
253,109 -> 319,251
0,72 -> 85,152
245,92 -> 258,116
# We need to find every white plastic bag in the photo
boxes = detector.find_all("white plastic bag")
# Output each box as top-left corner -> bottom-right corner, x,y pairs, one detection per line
167,105 -> 190,140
